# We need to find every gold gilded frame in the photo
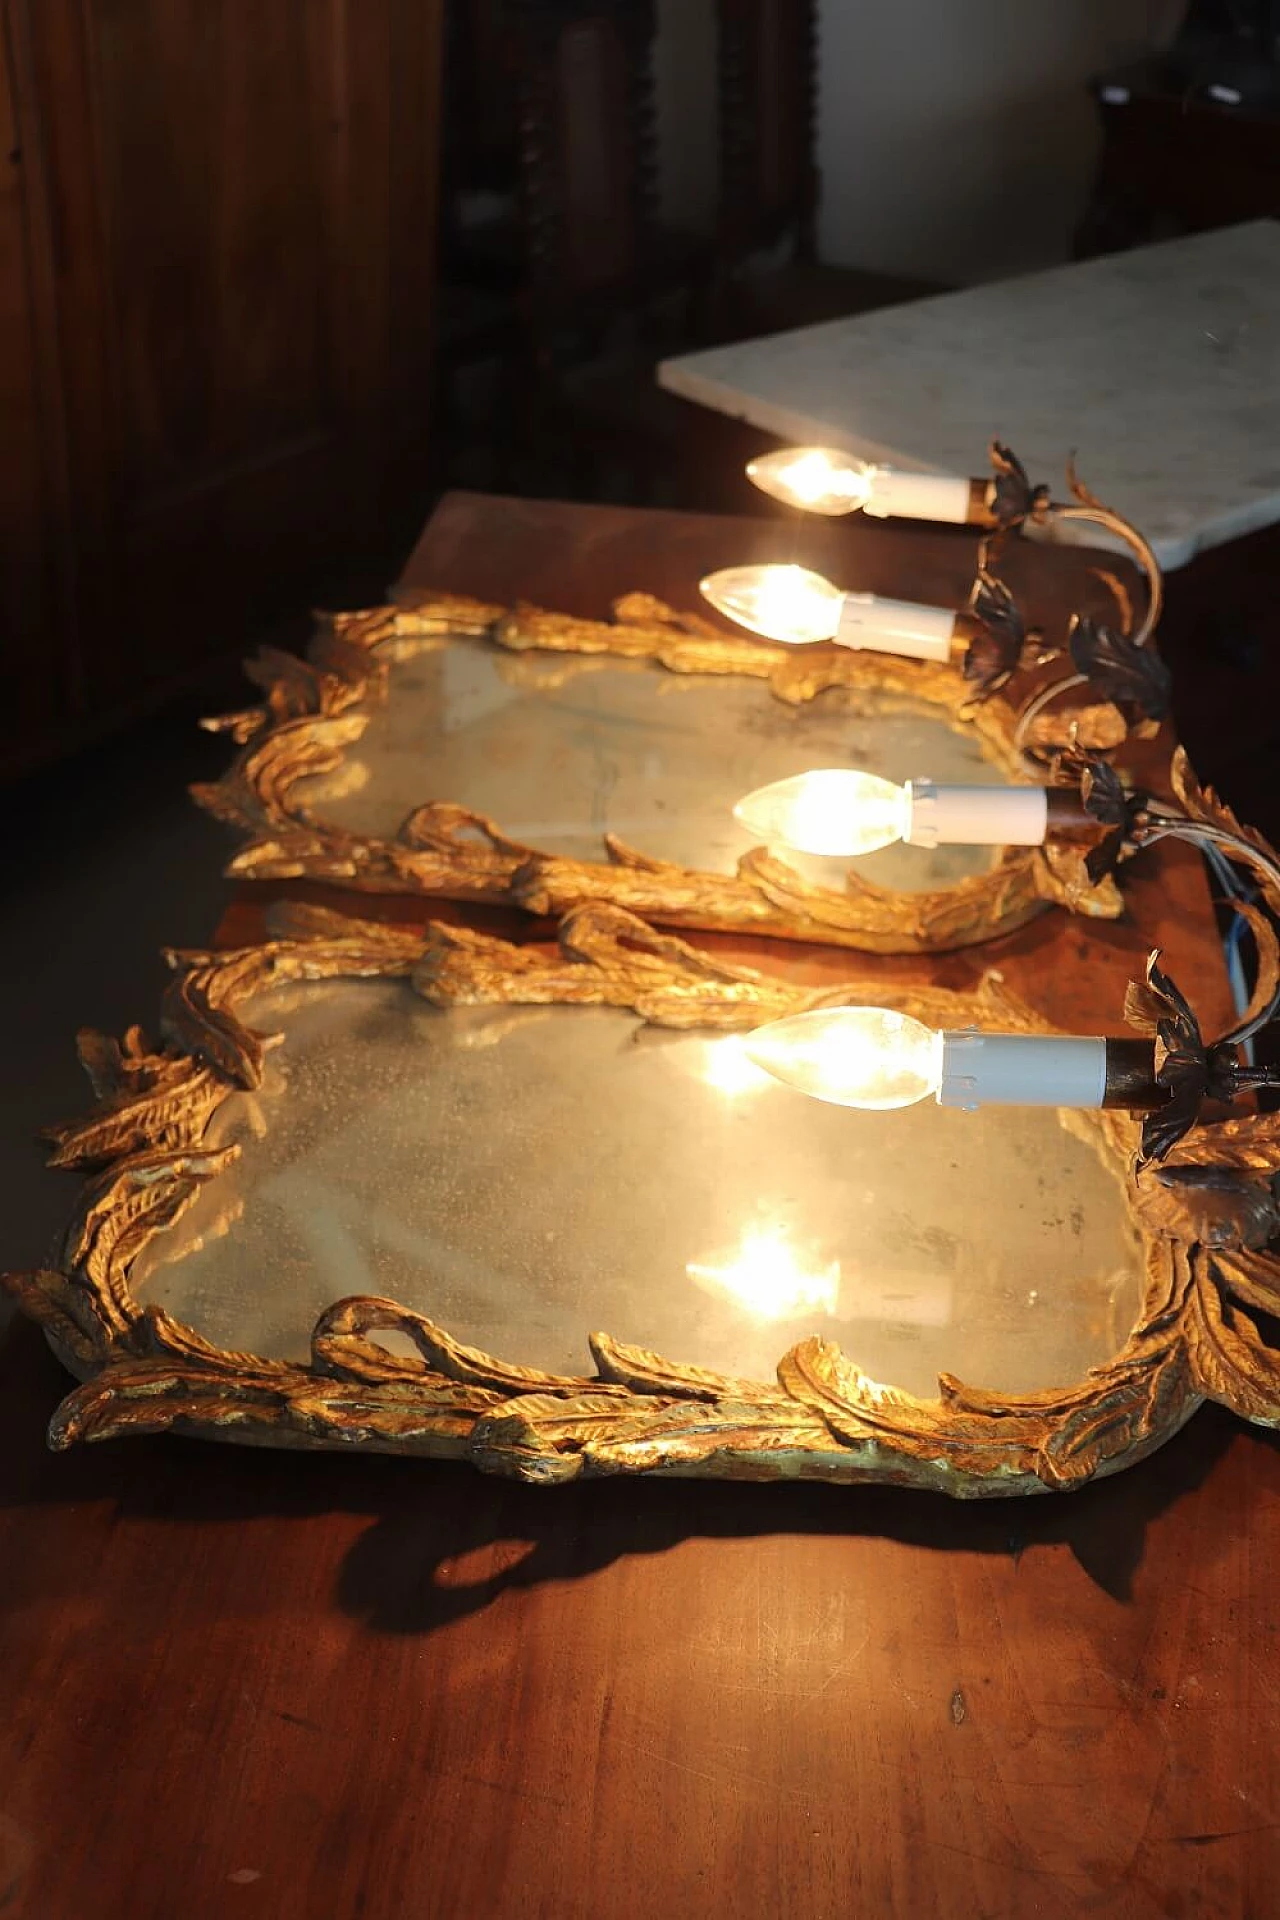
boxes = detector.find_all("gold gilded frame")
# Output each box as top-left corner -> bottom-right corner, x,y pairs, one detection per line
194,590 -> 1124,954
8,901 -> 1280,1496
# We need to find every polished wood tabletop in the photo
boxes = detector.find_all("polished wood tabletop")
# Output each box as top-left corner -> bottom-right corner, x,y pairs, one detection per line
3,494 -> 1276,1920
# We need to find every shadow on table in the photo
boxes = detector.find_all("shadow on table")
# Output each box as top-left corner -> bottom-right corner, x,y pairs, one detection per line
2,1316 -> 1261,1637
334,1405 -> 1245,1633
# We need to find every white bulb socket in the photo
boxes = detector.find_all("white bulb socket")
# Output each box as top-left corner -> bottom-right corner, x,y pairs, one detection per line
937,1032 -> 1108,1112
834,593 -> 957,661
863,469 -> 973,525
905,781 -> 1049,849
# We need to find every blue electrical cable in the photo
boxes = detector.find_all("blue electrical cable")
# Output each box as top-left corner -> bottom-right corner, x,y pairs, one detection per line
1197,841 -> 1258,1062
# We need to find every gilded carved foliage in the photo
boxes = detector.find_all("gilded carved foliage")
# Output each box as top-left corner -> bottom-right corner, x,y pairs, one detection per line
193,588 -> 1123,954
9,902 -> 1280,1491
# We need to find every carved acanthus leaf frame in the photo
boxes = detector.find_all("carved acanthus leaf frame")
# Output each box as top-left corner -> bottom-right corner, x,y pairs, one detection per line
8,901 -> 1280,1495
193,590 -> 1124,955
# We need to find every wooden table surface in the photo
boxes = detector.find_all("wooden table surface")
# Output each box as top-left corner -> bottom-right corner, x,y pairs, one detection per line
3,495 -> 1276,1920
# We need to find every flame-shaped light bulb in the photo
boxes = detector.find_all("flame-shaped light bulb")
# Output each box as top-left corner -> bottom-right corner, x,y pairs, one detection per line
746,446 -> 980,525
700,564 -> 961,661
746,1007 -> 945,1111
700,564 -> 843,645
733,768 -> 1054,854
748,1010 -> 1130,1114
735,770 -> 910,857
745,447 -> 873,516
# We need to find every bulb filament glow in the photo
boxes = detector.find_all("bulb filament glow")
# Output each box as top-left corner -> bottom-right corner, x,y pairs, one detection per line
747,1008 -> 1118,1114
700,564 -> 844,645
745,448 -> 874,516
748,1007 -> 946,1111
735,768 -> 1052,856
745,445 -> 978,525
699,564 -> 960,661
735,770 -> 910,857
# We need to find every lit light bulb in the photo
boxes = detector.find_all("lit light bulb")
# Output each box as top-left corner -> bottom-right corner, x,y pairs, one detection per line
700,564 -> 960,661
699,1034 -> 772,1097
748,1010 -> 1120,1113
733,769 -> 1053,854
746,446 -> 979,525
700,563 -> 843,645
745,447 -> 873,516
735,769 -> 910,857
747,1007 -> 945,1111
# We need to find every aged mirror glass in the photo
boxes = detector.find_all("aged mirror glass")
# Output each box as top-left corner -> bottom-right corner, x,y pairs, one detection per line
132,979 -> 1144,1400
291,639 -> 999,896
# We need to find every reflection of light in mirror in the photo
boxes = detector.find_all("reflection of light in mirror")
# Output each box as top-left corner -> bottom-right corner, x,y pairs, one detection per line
688,1228 -> 840,1321
699,1035 -> 774,1098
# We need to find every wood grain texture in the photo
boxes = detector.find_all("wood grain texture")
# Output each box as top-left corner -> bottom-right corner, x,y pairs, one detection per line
0,0 -> 76,742
4,1308 -> 1280,1919
0,0 -> 443,775
2,495 -> 1275,1919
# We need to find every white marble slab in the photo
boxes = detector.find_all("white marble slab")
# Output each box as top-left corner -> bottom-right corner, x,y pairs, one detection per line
660,222 -> 1280,570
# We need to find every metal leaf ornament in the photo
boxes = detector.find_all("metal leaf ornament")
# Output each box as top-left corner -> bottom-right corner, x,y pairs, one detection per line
1078,756 -> 1145,885
1125,952 -> 1242,1165
987,441 -> 1051,531
1068,614 -> 1172,725
962,568 -> 1044,699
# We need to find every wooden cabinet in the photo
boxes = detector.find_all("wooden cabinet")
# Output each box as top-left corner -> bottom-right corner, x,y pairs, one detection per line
0,11 -> 71,751
0,0 -> 443,777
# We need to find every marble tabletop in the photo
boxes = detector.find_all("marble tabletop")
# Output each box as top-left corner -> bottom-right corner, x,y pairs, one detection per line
660,221 -> 1280,570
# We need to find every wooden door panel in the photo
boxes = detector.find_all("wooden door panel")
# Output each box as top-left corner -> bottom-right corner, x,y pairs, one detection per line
8,0 -> 442,729
383,0 -> 445,468
29,0 -> 354,700
90,0 -> 338,500
0,2 -> 73,754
